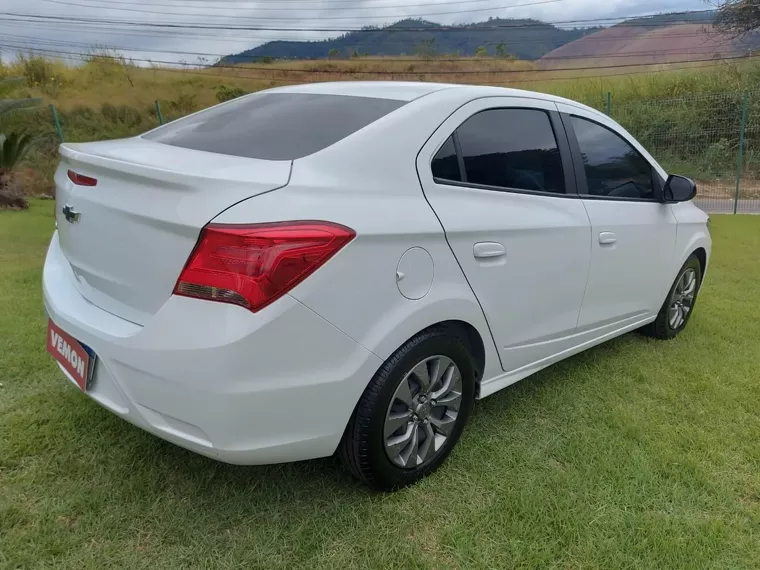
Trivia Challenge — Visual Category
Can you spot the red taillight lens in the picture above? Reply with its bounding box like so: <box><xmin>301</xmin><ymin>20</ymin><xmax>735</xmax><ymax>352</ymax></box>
<box><xmin>67</xmin><ymin>170</ymin><xmax>98</xmax><ymax>186</ymax></box>
<box><xmin>174</xmin><ymin>221</ymin><xmax>355</xmax><ymax>312</ymax></box>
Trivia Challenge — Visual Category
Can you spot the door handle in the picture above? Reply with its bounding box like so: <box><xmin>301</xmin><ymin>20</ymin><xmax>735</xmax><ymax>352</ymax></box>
<box><xmin>473</xmin><ymin>242</ymin><xmax>506</xmax><ymax>259</ymax></box>
<box><xmin>598</xmin><ymin>232</ymin><xmax>617</xmax><ymax>245</ymax></box>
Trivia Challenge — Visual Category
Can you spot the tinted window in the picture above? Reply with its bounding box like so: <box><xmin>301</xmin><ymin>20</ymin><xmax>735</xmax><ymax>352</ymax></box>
<box><xmin>431</xmin><ymin>136</ymin><xmax>461</xmax><ymax>182</ymax></box>
<box><xmin>454</xmin><ymin>109</ymin><xmax>565</xmax><ymax>194</ymax></box>
<box><xmin>571</xmin><ymin>116</ymin><xmax>654</xmax><ymax>199</ymax></box>
<box><xmin>144</xmin><ymin>93</ymin><xmax>405</xmax><ymax>160</ymax></box>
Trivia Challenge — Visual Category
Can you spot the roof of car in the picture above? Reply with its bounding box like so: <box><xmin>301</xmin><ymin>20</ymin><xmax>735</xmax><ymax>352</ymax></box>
<box><xmin>265</xmin><ymin>81</ymin><xmax>456</xmax><ymax>101</ymax></box>
<box><xmin>265</xmin><ymin>81</ymin><xmax>601</xmax><ymax>115</ymax></box>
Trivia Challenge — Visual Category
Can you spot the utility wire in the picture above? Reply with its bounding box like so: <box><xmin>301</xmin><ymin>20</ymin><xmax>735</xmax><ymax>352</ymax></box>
<box><xmin>3</xmin><ymin>21</ymin><xmax>728</xmax><ymax>50</ymax></box>
<box><xmin>0</xmin><ymin>8</ymin><xmax>724</xmax><ymax>32</ymax></box>
<box><xmin>1</xmin><ymin>41</ymin><xmax>750</xmax><ymax>75</ymax></box>
<box><xmin>2</xmin><ymin>43</ymin><xmax>741</xmax><ymax>87</ymax></box>
<box><xmin>22</xmin><ymin>0</ymin><xmax>566</xmax><ymax>22</ymax></box>
<box><xmin>33</xmin><ymin>0</ymin><xmax>563</xmax><ymax>13</ymax></box>
<box><xmin>1</xmin><ymin>31</ymin><xmax>741</xmax><ymax>62</ymax></box>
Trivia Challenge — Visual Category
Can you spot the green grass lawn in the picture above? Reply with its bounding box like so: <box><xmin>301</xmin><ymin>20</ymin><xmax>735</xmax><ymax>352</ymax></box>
<box><xmin>1</xmin><ymin>201</ymin><xmax>760</xmax><ymax>569</ymax></box>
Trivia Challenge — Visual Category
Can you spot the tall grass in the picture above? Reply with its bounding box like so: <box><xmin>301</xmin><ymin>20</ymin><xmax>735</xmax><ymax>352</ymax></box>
<box><xmin>3</xmin><ymin>54</ymin><xmax>760</xmax><ymax>195</ymax></box>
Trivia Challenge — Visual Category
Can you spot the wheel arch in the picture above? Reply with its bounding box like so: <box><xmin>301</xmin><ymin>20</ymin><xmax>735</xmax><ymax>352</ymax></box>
<box><xmin>435</xmin><ymin>320</ymin><xmax>486</xmax><ymax>385</ymax></box>
<box><xmin>692</xmin><ymin>246</ymin><xmax>707</xmax><ymax>277</ymax></box>
<box><xmin>373</xmin><ymin>318</ymin><xmax>490</xmax><ymax>397</ymax></box>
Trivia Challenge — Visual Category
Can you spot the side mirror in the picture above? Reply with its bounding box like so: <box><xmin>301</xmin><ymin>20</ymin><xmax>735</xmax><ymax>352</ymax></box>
<box><xmin>663</xmin><ymin>175</ymin><xmax>697</xmax><ymax>203</ymax></box>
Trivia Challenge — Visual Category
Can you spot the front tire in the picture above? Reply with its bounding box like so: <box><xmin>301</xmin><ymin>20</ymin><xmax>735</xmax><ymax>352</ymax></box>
<box><xmin>641</xmin><ymin>255</ymin><xmax>702</xmax><ymax>340</ymax></box>
<box><xmin>339</xmin><ymin>327</ymin><xmax>476</xmax><ymax>491</ymax></box>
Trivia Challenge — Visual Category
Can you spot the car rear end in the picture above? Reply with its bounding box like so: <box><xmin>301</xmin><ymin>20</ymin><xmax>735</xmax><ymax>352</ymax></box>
<box><xmin>42</xmin><ymin>88</ymin><xmax>430</xmax><ymax>464</ymax></box>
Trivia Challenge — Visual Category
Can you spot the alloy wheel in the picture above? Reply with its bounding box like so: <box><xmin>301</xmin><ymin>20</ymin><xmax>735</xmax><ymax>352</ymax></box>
<box><xmin>668</xmin><ymin>267</ymin><xmax>697</xmax><ymax>330</ymax></box>
<box><xmin>383</xmin><ymin>355</ymin><xmax>463</xmax><ymax>468</ymax></box>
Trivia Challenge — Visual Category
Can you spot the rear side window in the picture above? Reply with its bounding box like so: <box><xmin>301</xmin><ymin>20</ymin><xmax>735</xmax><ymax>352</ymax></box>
<box><xmin>431</xmin><ymin>136</ymin><xmax>462</xmax><ymax>182</ymax></box>
<box><xmin>436</xmin><ymin>108</ymin><xmax>565</xmax><ymax>194</ymax></box>
<box><xmin>144</xmin><ymin>93</ymin><xmax>406</xmax><ymax>160</ymax></box>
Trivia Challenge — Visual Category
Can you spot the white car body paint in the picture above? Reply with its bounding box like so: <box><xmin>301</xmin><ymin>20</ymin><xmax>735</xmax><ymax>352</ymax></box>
<box><xmin>43</xmin><ymin>81</ymin><xmax>711</xmax><ymax>465</ymax></box>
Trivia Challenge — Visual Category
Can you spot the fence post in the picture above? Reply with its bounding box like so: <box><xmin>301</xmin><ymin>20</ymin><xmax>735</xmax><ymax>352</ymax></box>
<box><xmin>155</xmin><ymin>100</ymin><xmax>164</xmax><ymax>125</ymax></box>
<box><xmin>734</xmin><ymin>92</ymin><xmax>749</xmax><ymax>215</ymax></box>
<box><xmin>50</xmin><ymin>104</ymin><xmax>64</xmax><ymax>143</ymax></box>
<box><xmin>605</xmin><ymin>91</ymin><xmax>611</xmax><ymax>116</ymax></box>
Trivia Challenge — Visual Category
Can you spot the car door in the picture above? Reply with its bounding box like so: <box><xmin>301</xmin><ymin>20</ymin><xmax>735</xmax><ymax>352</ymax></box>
<box><xmin>417</xmin><ymin>98</ymin><xmax>592</xmax><ymax>374</ymax></box>
<box><xmin>556</xmin><ymin>104</ymin><xmax>678</xmax><ymax>333</ymax></box>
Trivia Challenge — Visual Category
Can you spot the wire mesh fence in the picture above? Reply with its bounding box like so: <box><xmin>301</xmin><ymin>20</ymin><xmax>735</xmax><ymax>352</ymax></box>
<box><xmin>42</xmin><ymin>90</ymin><xmax>760</xmax><ymax>214</ymax></box>
<box><xmin>613</xmin><ymin>91</ymin><xmax>760</xmax><ymax>214</ymax></box>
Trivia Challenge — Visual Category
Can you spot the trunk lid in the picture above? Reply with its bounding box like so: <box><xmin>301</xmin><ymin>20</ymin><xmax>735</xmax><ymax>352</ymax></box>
<box><xmin>54</xmin><ymin>137</ymin><xmax>292</xmax><ymax>325</ymax></box>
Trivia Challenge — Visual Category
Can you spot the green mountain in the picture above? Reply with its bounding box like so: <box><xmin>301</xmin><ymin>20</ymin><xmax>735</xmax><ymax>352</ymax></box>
<box><xmin>221</xmin><ymin>18</ymin><xmax>601</xmax><ymax>62</ymax></box>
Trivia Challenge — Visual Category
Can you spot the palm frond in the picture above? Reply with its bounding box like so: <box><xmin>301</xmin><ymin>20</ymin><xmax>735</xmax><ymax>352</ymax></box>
<box><xmin>0</xmin><ymin>132</ymin><xmax>39</xmax><ymax>170</ymax></box>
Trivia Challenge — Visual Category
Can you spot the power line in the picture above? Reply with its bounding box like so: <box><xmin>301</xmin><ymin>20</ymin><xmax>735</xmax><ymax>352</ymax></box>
<box><xmin>3</xmin><ymin>20</ymin><xmax>728</xmax><ymax>49</ymax></box>
<box><xmin>1</xmin><ymin>31</ymin><xmax>741</xmax><ymax>62</ymax></box>
<box><xmin>25</xmin><ymin>0</ymin><xmax>565</xmax><ymax>22</ymax></box>
<box><xmin>1</xmin><ymin>40</ymin><xmax>750</xmax><ymax>75</ymax></box>
<box><xmin>0</xmin><ymin>9</ymin><xmax>722</xmax><ymax>32</ymax></box>
<box><xmin>33</xmin><ymin>0</ymin><xmax>560</xmax><ymax>12</ymax></box>
<box><xmin>33</xmin><ymin>0</ymin><xmax>549</xmax><ymax>5</ymax></box>
<box><xmin>1</xmin><ymin>43</ymin><xmax>742</xmax><ymax>87</ymax></box>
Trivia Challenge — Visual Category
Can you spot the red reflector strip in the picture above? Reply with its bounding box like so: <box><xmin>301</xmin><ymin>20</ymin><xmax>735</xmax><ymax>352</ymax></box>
<box><xmin>67</xmin><ymin>170</ymin><xmax>98</xmax><ymax>186</ymax></box>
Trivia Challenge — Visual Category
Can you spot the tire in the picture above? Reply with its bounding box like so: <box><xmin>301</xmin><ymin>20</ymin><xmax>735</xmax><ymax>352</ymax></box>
<box><xmin>641</xmin><ymin>254</ymin><xmax>702</xmax><ymax>340</ymax></box>
<box><xmin>339</xmin><ymin>326</ymin><xmax>476</xmax><ymax>491</ymax></box>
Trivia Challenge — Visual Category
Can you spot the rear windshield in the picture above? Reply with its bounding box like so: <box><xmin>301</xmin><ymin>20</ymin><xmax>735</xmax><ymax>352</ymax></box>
<box><xmin>143</xmin><ymin>93</ymin><xmax>406</xmax><ymax>160</ymax></box>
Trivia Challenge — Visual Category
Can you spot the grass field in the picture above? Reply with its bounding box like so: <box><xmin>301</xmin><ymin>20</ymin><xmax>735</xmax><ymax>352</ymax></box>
<box><xmin>1</xmin><ymin>202</ymin><xmax>759</xmax><ymax>568</ymax></box>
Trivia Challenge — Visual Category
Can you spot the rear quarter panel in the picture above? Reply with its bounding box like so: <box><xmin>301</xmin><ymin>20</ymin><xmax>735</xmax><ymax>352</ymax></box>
<box><xmin>212</xmin><ymin>89</ymin><xmax>503</xmax><ymax>388</ymax></box>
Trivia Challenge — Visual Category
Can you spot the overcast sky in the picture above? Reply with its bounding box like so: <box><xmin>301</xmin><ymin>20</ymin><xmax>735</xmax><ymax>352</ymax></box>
<box><xmin>0</xmin><ymin>0</ymin><xmax>707</xmax><ymax>64</ymax></box>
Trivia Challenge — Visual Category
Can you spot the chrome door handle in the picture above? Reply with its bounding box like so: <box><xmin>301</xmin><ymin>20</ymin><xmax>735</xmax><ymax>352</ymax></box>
<box><xmin>473</xmin><ymin>242</ymin><xmax>506</xmax><ymax>259</ymax></box>
<box><xmin>598</xmin><ymin>232</ymin><xmax>617</xmax><ymax>245</ymax></box>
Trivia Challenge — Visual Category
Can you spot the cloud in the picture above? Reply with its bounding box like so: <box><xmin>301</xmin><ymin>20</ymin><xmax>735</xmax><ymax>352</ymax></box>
<box><xmin>0</xmin><ymin>0</ymin><xmax>706</xmax><ymax>64</ymax></box>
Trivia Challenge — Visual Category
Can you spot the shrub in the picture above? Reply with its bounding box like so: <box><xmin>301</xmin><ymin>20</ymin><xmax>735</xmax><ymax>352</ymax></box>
<box><xmin>216</xmin><ymin>84</ymin><xmax>247</xmax><ymax>103</ymax></box>
<box><xmin>167</xmin><ymin>93</ymin><xmax>197</xmax><ymax>115</ymax></box>
<box><xmin>21</xmin><ymin>56</ymin><xmax>53</xmax><ymax>87</ymax></box>
<box><xmin>101</xmin><ymin>103</ymin><xmax>143</xmax><ymax>128</ymax></box>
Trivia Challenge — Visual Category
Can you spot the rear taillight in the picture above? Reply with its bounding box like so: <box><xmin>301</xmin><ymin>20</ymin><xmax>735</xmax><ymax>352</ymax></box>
<box><xmin>67</xmin><ymin>170</ymin><xmax>98</xmax><ymax>186</ymax></box>
<box><xmin>173</xmin><ymin>221</ymin><xmax>355</xmax><ymax>312</ymax></box>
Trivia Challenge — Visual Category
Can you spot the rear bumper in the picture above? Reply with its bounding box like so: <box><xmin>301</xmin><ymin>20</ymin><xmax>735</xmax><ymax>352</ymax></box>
<box><xmin>43</xmin><ymin>232</ymin><xmax>382</xmax><ymax>464</ymax></box>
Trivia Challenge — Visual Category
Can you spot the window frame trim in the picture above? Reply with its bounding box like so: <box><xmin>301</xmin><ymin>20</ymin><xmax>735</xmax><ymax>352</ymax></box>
<box><xmin>429</xmin><ymin>105</ymin><xmax>577</xmax><ymax>197</ymax></box>
<box><xmin>560</xmin><ymin>112</ymin><xmax>665</xmax><ymax>203</ymax></box>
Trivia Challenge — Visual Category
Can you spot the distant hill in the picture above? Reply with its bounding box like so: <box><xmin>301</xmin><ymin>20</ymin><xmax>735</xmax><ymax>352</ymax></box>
<box><xmin>539</xmin><ymin>10</ymin><xmax>760</xmax><ymax>68</ymax></box>
<box><xmin>221</xmin><ymin>18</ymin><xmax>601</xmax><ymax>63</ymax></box>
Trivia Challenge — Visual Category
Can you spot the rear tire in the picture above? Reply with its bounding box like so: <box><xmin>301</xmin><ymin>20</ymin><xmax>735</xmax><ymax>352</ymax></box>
<box><xmin>339</xmin><ymin>326</ymin><xmax>476</xmax><ymax>491</ymax></box>
<box><xmin>641</xmin><ymin>255</ymin><xmax>702</xmax><ymax>340</ymax></box>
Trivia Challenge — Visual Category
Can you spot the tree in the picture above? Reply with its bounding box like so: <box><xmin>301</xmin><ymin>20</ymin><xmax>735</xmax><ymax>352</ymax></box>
<box><xmin>495</xmin><ymin>42</ymin><xmax>510</xmax><ymax>58</ymax></box>
<box><xmin>475</xmin><ymin>46</ymin><xmax>488</xmax><ymax>57</ymax></box>
<box><xmin>415</xmin><ymin>38</ymin><xmax>437</xmax><ymax>58</ymax></box>
<box><xmin>328</xmin><ymin>48</ymin><xmax>341</xmax><ymax>59</ymax></box>
<box><xmin>714</xmin><ymin>0</ymin><xmax>760</xmax><ymax>36</ymax></box>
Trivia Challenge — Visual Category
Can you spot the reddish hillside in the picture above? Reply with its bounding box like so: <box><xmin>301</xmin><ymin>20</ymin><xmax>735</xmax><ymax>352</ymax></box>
<box><xmin>539</xmin><ymin>23</ymin><xmax>747</xmax><ymax>68</ymax></box>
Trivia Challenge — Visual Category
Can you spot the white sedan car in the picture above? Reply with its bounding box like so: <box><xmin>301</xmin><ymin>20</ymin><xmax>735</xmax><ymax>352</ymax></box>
<box><xmin>44</xmin><ymin>82</ymin><xmax>711</xmax><ymax>490</ymax></box>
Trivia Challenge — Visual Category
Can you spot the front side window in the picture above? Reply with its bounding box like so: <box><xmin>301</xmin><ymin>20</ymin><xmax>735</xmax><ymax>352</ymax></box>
<box><xmin>571</xmin><ymin>116</ymin><xmax>654</xmax><ymax>200</ymax></box>
<box><xmin>435</xmin><ymin>108</ymin><xmax>565</xmax><ymax>194</ymax></box>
